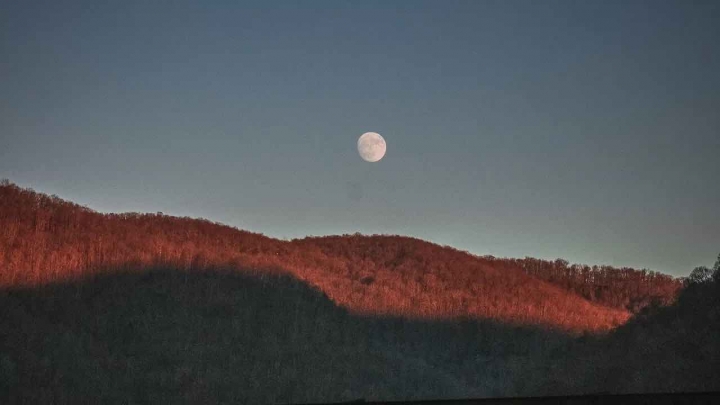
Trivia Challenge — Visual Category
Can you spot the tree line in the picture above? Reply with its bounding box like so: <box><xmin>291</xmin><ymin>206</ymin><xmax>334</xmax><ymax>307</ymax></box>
<box><xmin>493</xmin><ymin>257</ymin><xmax>682</xmax><ymax>312</ymax></box>
<box><xmin>0</xmin><ymin>179</ymin><xmax>683</xmax><ymax>333</ymax></box>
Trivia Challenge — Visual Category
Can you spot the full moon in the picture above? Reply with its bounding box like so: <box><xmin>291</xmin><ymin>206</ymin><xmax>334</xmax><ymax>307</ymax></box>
<box><xmin>357</xmin><ymin>132</ymin><xmax>387</xmax><ymax>162</ymax></box>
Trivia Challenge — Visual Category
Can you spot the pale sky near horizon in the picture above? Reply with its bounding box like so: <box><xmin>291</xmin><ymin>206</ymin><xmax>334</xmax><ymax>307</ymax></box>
<box><xmin>2</xmin><ymin>0</ymin><xmax>718</xmax><ymax>276</ymax></box>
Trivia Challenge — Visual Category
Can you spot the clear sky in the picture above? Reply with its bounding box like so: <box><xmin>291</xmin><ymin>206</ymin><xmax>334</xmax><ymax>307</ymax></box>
<box><xmin>2</xmin><ymin>0</ymin><xmax>718</xmax><ymax>276</ymax></box>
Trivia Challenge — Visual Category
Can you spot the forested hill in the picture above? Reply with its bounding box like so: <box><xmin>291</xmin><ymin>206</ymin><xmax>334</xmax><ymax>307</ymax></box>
<box><xmin>0</xmin><ymin>180</ymin><xmax>680</xmax><ymax>332</ymax></box>
<box><xmin>292</xmin><ymin>236</ymin><xmax>682</xmax><ymax>313</ymax></box>
<box><xmin>487</xmin><ymin>257</ymin><xmax>681</xmax><ymax>312</ymax></box>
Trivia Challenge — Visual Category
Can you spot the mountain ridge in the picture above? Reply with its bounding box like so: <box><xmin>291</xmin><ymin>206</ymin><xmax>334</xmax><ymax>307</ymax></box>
<box><xmin>0</xmin><ymin>179</ymin><xmax>681</xmax><ymax>333</ymax></box>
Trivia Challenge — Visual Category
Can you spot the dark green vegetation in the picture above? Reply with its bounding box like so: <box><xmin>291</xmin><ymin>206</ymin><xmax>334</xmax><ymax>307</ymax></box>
<box><xmin>1</xmin><ymin>259</ymin><xmax>719</xmax><ymax>403</ymax></box>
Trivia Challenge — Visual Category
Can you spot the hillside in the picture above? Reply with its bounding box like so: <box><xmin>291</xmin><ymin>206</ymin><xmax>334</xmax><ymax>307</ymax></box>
<box><xmin>1</xmin><ymin>256</ymin><xmax>717</xmax><ymax>403</ymax></box>
<box><xmin>1</xmin><ymin>267</ymin><xmax>487</xmax><ymax>403</ymax></box>
<box><xmin>1</xmin><ymin>179</ymin><xmax>718</xmax><ymax>402</ymax></box>
<box><xmin>489</xmin><ymin>256</ymin><xmax>681</xmax><ymax>312</ymax></box>
<box><xmin>544</xmin><ymin>258</ymin><xmax>720</xmax><ymax>395</ymax></box>
<box><xmin>0</xmin><ymin>180</ymin><xmax>681</xmax><ymax>333</ymax></box>
<box><xmin>292</xmin><ymin>235</ymin><xmax>682</xmax><ymax>314</ymax></box>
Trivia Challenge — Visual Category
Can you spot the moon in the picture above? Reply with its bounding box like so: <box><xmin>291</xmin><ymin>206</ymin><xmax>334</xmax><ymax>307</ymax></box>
<box><xmin>357</xmin><ymin>132</ymin><xmax>387</xmax><ymax>162</ymax></box>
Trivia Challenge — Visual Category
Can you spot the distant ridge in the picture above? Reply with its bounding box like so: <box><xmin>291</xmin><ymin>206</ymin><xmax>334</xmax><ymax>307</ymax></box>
<box><xmin>292</xmin><ymin>235</ymin><xmax>681</xmax><ymax>313</ymax></box>
<box><xmin>0</xmin><ymin>179</ymin><xmax>681</xmax><ymax>332</ymax></box>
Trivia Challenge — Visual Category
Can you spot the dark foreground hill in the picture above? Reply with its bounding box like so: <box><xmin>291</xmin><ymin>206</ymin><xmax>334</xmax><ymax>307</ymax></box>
<box><xmin>0</xmin><ymin>180</ymin><xmax>683</xmax><ymax>333</ymax></box>
<box><xmin>552</xmin><ymin>257</ymin><xmax>720</xmax><ymax>395</ymax></box>
<box><xmin>0</xmin><ymin>266</ymin><xmax>569</xmax><ymax>403</ymax></box>
<box><xmin>0</xmin><ymin>262</ymin><xmax>718</xmax><ymax>404</ymax></box>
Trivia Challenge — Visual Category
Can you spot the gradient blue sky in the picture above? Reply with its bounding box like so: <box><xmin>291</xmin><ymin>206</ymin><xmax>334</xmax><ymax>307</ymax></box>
<box><xmin>2</xmin><ymin>0</ymin><xmax>718</xmax><ymax>276</ymax></box>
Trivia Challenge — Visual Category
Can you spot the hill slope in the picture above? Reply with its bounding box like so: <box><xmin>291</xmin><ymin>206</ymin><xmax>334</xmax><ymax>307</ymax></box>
<box><xmin>487</xmin><ymin>256</ymin><xmax>681</xmax><ymax>312</ymax></box>
<box><xmin>292</xmin><ymin>235</ymin><xmax>681</xmax><ymax>314</ymax></box>
<box><xmin>1</xmin><ymin>261</ymin><xmax>717</xmax><ymax>403</ymax></box>
<box><xmin>0</xmin><ymin>180</ymin><xmax>678</xmax><ymax>332</ymax></box>
<box><xmin>0</xmin><ymin>267</ymin><xmax>481</xmax><ymax>403</ymax></box>
<box><xmin>545</xmin><ymin>258</ymin><xmax>720</xmax><ymax>395</ymax></box>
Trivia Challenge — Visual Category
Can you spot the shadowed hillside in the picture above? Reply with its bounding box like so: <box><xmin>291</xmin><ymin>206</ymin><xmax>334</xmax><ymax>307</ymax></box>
<box><xmin>1</xmin><ymin>262</ymin><xmax>718</xmax><ymax>404</ymax></box>
<box><xmin>0</xmin><ymin>180</ymin><xmax>648</xmax><ymax>333</ymax></box>
<box><xmin>0</xmin><ymin>266</ymin><xmax>573</xmax><ymax>403</ymax></box>
<box><xmin>546</xmin><ymin>255</ymin><xmax>720</xmax><ymax>395</ymax></box>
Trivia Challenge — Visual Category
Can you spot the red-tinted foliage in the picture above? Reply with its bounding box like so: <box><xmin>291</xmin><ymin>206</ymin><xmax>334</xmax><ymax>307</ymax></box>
<box><xmin>0</xmin><ymin>180</ymin><xmax>679</xmax><ymax>333</ymax></box>
<box><xmin>491</xmin><ymin>257</ymin><xmax>682</xmax><ymax>312</ymax></box>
